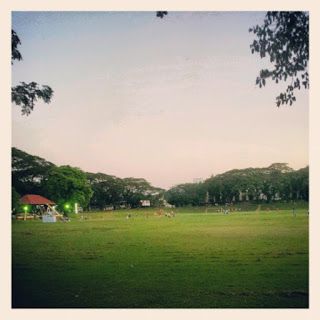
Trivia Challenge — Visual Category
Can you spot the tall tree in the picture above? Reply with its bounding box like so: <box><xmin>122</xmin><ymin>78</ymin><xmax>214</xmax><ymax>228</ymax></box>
<box><xmin>86</xmin><ymin>172</ymin><xmax>125</xmax><ymax>209</ymax></box>
<box><xmin>122</xmin><ymin>177</ymin><xmax>164</xmax><ymax>208</ymax></box>
<box><xmin>165</xmin><ymin>183</ymin><xmax>206</xmax><ymax>207</ymax></box>
<box><xmin>249</xmin><ymin>11</ymin><xmax>309</xmax><ymax>106</ymax></box>
<box><xmin>12</xmin><ymin>147</ymin><xmax>55</xmax><ymax>196</ymax></box>
<box><xmin>44</xmin><ymin>166</ymin><xmax>93</xmax><ymax>211</ymax></box>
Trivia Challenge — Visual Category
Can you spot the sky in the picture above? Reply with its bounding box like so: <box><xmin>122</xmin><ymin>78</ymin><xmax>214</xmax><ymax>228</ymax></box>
<box><xmin>12</xmin><ymin>12</ymin><xmax>309</xmax><ymax>189</ymax></box>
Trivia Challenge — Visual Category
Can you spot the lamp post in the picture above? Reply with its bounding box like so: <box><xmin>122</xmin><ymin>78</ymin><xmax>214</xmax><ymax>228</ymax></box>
<box><xmin>23</xmin><ymin>205</ymin><xmax>28</xmax><ymax>221</ymax></box>
<box><xmin>64</xmin><ymin>203</ymin><xmax>70</xmax><ymax>216</ymax></box>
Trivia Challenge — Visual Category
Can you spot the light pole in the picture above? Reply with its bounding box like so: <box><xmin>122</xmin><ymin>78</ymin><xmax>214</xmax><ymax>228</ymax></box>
<box><xmin>23</xmin><ymin>205</ymin><xmax>28</xmax><ymax>221</ymax></box>
<box><xmin>64</xmin><ymin>203</ymin><xmax>70</xmax><ymax>216</ymax></box>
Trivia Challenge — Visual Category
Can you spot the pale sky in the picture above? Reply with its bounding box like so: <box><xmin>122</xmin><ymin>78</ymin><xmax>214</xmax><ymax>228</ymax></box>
<box><xmin>12</xmin><ymin>12</ymin><xmax>309</xmax><ymax>189</ymax></box>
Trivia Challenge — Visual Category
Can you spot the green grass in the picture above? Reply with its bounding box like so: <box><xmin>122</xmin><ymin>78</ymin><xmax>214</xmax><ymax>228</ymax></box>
<box><xmin>12</xmin><ymin>208</ymin><xmax>309</xmax><ymax>308</ymax></box>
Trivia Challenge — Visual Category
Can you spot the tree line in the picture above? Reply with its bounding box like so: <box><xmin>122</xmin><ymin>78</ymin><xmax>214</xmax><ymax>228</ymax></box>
<box><xmin>12</xmin><ymin>148</ymin><xmax>308</xmax><ymax>213</ymax></box>
<box><xmin>11</xmin><ymin>148</ymin><xmax>164</xmax><ymax>213</ymax></box>
<box><xmin>165</xmin><ymin>163</ymin><xmax>308</xmax><ymax>207</ymax></box>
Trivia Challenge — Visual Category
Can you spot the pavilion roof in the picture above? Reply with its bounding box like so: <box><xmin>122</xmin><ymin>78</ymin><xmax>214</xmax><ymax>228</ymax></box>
<box><xmin>20</xmin><ymin>194</ymin><xmax>55</xmax><ymax>205</ymax></box>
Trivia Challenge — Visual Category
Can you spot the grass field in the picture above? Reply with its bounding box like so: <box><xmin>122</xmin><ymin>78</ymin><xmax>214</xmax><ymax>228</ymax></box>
<box><xmin>12</xmin><ymin>208</ymin><xmax>309</xmax><ymax>308</ymax></box>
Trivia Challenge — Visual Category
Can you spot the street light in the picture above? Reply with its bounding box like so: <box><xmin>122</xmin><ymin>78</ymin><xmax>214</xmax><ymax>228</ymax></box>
<box><xmin>64</xmin><ymin>203</ymin><xmax>71</xmax><ymax>216</ymax></box>
<box><xmin>23</xmin><ymin>205</ymin><xmax>28</xmax><ymax>221</ymax></box>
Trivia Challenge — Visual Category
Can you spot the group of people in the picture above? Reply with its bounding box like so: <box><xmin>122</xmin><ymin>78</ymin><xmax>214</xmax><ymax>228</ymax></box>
<box><xmin>155</xmin><ymin>209</ymin><xmax>175</xmax><ymax>218</ymax></box>
<box><xmin>164</xmin><ymin>210</ymin><xmax>175</xmax><ymax>218</ymax></box>
<box><xmin>126</xmin><ymin>209</ymin><xmax>176</xmax><ymax>219</ymax></box>
<box><xmin>223</xmin><ymin>209</ymin><xmax>230</xmax><ymax>215</ymax></box>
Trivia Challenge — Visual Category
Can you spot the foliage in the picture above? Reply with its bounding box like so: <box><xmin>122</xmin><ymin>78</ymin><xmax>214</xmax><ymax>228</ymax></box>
<box><xmin>165</xmin><ymin>183</ymin><xmax>206</xmax><ymax>207</ymax></box>
<box><xmin>86</xmin><ymin>173</ymin><xmax>164</xmax><ymax>209</ymax></box>
<box><xmin>249</xmin><ymin>11</ymin><xmax>309</xmax><ymax>106</ymax></box>
<box><xmin>156</xmin><ymin>11</ymin><xmax>168</xmax><ymax>19</ymax></box>
<box><xmin>11</xmin><ymin>30</ymin><xmax>22</xmax><ymax>63</ymax></box>
<box><xmin>12</xmin><ymin>82</ymin><xmax>54</xmax><ymax>116</ymax></box>
<box><xmin>12</xmin><ymin>147</ymin><xmax>55</xmax><ymax>196</ymax></box>
<box><xmin>166</xmin><ymin>163</ymin><xmax>308</xmax><ymax>206</ymax></box>
<box><xmin>12</xmin><ymin>148</ymin><xmax>164</xmax><ymax>210</ymax></box>
<box><xmin>86</xmin><ymin>172</ymin><xmax>125</xmax><ymax>209</ymax></box>
<box><xmin>44</xmin><ymin>166</ymin><xmax>93</xmax><ymax>211</ymax></box>
<box><xmin>287</xmin><ymin>167</ymin><xmax>309</xmax><ymax>201</ymax></box>
<box><xmin>122</xmin><ymin>177</ymin><xmax>164</xmax><ymax>208</ymax></box>
<box><xmin>11</xmin><ymin>29</ymin><xmax>54</xmax><ymax>115</ymax></box>
<box><xmin>11</xmin><ymin>187</ymin><xmax>21</xmax><ymax>214</ymax></box>
<box><xmin>12</xmin><ymin>148</ymin><xmax>308</xmax><ymax>211</ymax></box>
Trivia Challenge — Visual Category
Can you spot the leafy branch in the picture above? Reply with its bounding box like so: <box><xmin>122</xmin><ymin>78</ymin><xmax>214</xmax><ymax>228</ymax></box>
<box><xmin>249</xmin><ymin>12</ymin><xmax>309</xmax><ymax>106</ymax></box>
<box><xmin>11</xmin><ymin>29</ymin><xmax>54</xmax><ymax>115</ymax></box>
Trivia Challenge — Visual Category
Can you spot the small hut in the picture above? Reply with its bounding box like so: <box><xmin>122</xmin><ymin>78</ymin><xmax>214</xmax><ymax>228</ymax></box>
<box><xmin>19</xmin><ymin>194</ymin><xmax>60</xmax><ymax>222</ymax></box>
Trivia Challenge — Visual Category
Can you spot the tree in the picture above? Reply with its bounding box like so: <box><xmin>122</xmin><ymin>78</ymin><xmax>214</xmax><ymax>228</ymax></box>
<box><xmin>87</xmin><ymin>174</ymin><xmax>164</xmax><ymax>209</ymax></box>
<box><xmin>11</xmin><ymin>29</ymin><xmax>54</xmax><ymax>115</ymax></box>
<box><xmin>165</xmin><ymin>185</ymin><xmax>189</xmax><ymax>207</ymax></box>
<box><xmin>11</xmin><ymin>148</ymin><xmax>165</xmax><ymax>211</ymax></box>
<box><xmin>249</xmin><ymin>12</ymin><xmax>309</xmax><ymax>106</ymax></box>
<box><xmin>12</xmin><ymin>147</ymin><xmax>55</xmax><ymax>196</ymax></box>
<box><xmin>165</xmin><ymin>183</ymin><xmax>206</xmax><ymax>207</ymax></box>
<box><xmin>44</xmin><ymin>166</ymin><xmax>93</xmax><ymax>211</ymax></box>
<box><xmin>86</xmin><ymin>172</ymin><xmax>125</xmax><ymax>209</ymax></box>
<box><xmin>167</xmin><ymin>162</ymin><xmax>306</xmax><ymax>206</ymax></box>
<box><xmin>298</xmin><ymin>166</ymin><xmax>309</xmax><ymax>201</ymax></box>
<box><xmin>288</xmin><ymin>166</ymin><xmax>309</xmax><ymax>201</ymax></box>
<box><xmin>122</xmin><ymin>177</ymin><xmax>164</xmax><ymax>208</ymax></box>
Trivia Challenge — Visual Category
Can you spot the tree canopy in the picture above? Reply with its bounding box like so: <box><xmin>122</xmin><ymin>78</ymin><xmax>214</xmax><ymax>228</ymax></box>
<box><xmin>122</xmin><ymin>177</ymin><xmax>164</xmax><ymax>208</ymax></box>
<box><xmin>165</xmin><ymin>163</ymin><xmax>308</xmax><ymax>207</ymax></box>
<box><xmin>86</xmin><ymin>172</ymin><xmax>125</xmax><ymax>209</ymax></box>
<box><xmin>44</xmin><ymin>166</ymin><xmax>93</xmax><ymax>210</ymax></box>
<box><xmin>11</xmin><ymin>148</ymin><xmax>164</xmax><ymax>212</ymax></box>
<box><xmin>86</xmin><ymin>173</ymin><xmax>164</xmax><ymax>209</ymax></box>
<box><xmin>12</xmin><ymin>148</ymin><xmax>308</xmax><ymax>212</ymax></box>
<box><xmin>12</xmin><ymin>147</ymin><xmax>55</xmax><ymax>196</ymax></box>
<box><xmin>249</xmin><ymin>11</ymin><xmax>309</xmax><ymax>106</ymax></box>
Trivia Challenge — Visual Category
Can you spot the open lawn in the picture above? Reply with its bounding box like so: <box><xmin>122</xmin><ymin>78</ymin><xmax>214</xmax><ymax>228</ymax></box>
<box><xmin>12</xmin><ymin>208</ymin><xmax>309</xmax><ymax>308</ymax></box>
